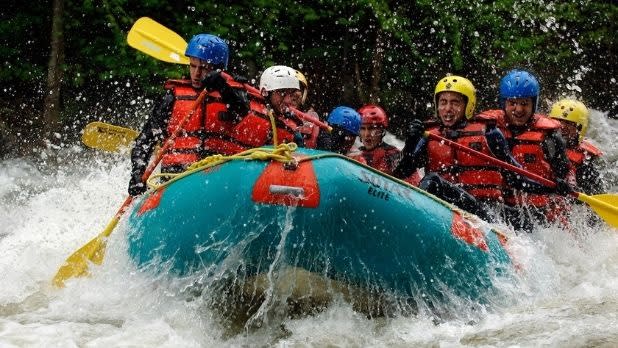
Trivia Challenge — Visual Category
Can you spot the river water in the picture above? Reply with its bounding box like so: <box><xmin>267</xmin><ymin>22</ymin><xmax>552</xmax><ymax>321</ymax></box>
<box><xmin>1</xmin><ymin>111</ymin><xmax>617</xmax><ymax>347</ymax></box>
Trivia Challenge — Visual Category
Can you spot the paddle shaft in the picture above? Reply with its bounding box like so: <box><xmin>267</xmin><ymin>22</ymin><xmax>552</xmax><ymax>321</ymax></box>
<box><xmin>98</xmin><ymin>100</ymin><xmax>200</xmax><ymax>232</ymax></box>
<box><xmin>432</xmin><ymin>132</ymin><xmax>618</xmax><ymax>228</ymax></box>
<box><xmin>288</xmin><ymin>106</ymin><xmax>332</xmax><ymax>132</ymax></box>
<box><xmin>425</xmin><ymin>132</ymin><xmax>561</xmax><ymax>187</ymax></box>
<box><xmin>139</xmin><ymin>90</ymin><xmax>208</xmax><ymax>182</ymax></box>
<box><xmin>129</xmin><ymin>18</ymin><xmax>331</xmax><ymax>133</ymax></box>
<box><xmin>218</xmin><ymin>72</ymin><xmax>331</xmax><ymax>132</ymax></box>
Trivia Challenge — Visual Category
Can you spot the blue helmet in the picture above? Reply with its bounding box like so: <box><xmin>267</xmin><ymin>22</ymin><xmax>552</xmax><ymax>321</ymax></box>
<box><xmin>499</xmin><ymin>69</ymin><xmax>540</xmax><ymax>111</ymax></box>
<box><xmin>327</xmin><ymin>106</ymin><xmax>361</xmax><ymax>135</ymax></box>
<box><xmin>185</xmin><ymin>34</ymin><xmax>229</xmax><ymax>69</ymax></box>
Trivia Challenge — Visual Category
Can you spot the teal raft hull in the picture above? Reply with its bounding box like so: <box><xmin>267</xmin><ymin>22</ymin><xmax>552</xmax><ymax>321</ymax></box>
<box><xmin>127</xmin><ymin>148</ymin><xmax>512</xmax><ymax>305</ymax></box>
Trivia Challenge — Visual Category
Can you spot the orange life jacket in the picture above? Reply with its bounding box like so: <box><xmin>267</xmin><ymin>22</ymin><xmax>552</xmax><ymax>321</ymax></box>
<box><xmin>503</xmin><ymin>114</ymin><xmax>563</xmax><ymax>208</ymax></box>
<box><xmin>349</xmin><ymin>144</ymin><xmax>420</xmax><ymax>186</ymax></box>
<box><xmin>475</xmin><ymin>109</ymin><xmax>507</xmax><ymax>128</ymax></box>
<box><xmin>425</xmin><ymin>118</ymin><xmax>505</xmax><ymax>201</ymax></box>
<box><xmin>348</xmin><ymin>143</ymin><xmax>401</xmax><ymax>175</ymax></box>
<box><xmin>161</xmin><ymin>79</ymin><xmax>301</xmax><ymax>170</ymax></box>
<box><xmin>160</xmin><ymin>80</ymin><xmax>211</xmax><ymax>170</ymax></box>
<box><xmin>567</xmin><ymin>140</ymin><xmax>602</xmax><ymax>166</ymax></box>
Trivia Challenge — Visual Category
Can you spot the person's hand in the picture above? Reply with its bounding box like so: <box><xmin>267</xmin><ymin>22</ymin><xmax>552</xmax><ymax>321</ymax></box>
<box><xmin>232</xmin><ymin>74</ymin><xmax>248</xmax><ymax>84</ymax></box>
<box><xmin>407</xmin><ymin>118</ymin><xmax>425</xmax><ymax>139</ymax></box>
<box><xmin>202</xmin><ymin>71</ymin><xmax>227</xmax><ymax>92</ymax></box>
<box><xmin>128</xmin><ymin>174</ymin><xmax>147</xmax><ymax>196</ymax></box>
<box><xmin>554</xmin><ymin>178</ymin><xmax>574</xmax><ymax>196</ymax></box>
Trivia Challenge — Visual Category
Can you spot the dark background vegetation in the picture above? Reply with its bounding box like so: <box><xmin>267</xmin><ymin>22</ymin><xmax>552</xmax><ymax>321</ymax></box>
<box><xmin>1</xmin><ymin>0</ymin><xmax>616</xmax><ymax>158</ymax></box>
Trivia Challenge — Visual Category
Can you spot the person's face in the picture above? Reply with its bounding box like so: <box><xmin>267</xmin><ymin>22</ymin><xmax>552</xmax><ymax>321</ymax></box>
<box><xmin>436</xmin><ymin>91</ymin><xmax>466</xmax><ymax>127</ymax></box>
<box><xmin>188</xmin><ymin>58</ymin><xmax>213</xmax><ymax>88</ymax></box>
<box><xmin>269</xmin><ymin>88</ymin><xmax>301</xmax><ymax>114</ymax></box>
<box><xmin>504</xmin><ymin>97</ymin><xmax>534</xmax><ymax>127</ymax></box>
<box><xmin>359</xmin><ymin>124</ymin><xmax>384</xmax><ymax>151</ymax></box>
<box><xmin>292</xmin><ymin>89</ymin><xmax>304</xmax><ymax>107</ymax></box>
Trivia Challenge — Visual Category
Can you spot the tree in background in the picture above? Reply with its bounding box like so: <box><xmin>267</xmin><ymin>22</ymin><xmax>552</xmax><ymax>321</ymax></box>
<box><xmin>0</xmin><ymin>0</ymin><xmax>615</xmax><ymax>157</ymax></box>
<box><xmin>43</xmin><ymin>0</ymin><xmax>64</xmax><ymax>139</ymax></box>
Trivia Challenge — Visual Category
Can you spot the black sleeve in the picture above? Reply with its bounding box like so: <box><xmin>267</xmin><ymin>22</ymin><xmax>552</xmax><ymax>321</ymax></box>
<box><xmin>203</xmin><ymin>71</ymin><xmax>250</xmax><ymax>122</ymax></box>
<box><xmin>576</xmin><ymin>157</ymin><xmax>606</xmax><ymax>195</ymax></box>
<box><xmin>486</xmin><ymin>129</ymin><xmax>551</xmax><ymax>192</ymax></box>
<box><xmin>129</xmin><ymin>91</ymin><xmax>174</xmax><ymax>179</ymax></box>
<box><xmin>504</xmin><ymin>131</ymin><xmax>571</xmax><ymax>194</ymax></box>
<box><xmin>485</xmin><ymin>125</ymin><xmax>521</xmax><ymax>166</ymax></box>
<box><xmin>503</xmin><ymin>170</ymin><xmax>554</xmax><ymax>193</ymax></box>
<box><xmin>393</xmin><ymin>138</ymin><xmax>427</xmax><ymax>179</ymax></box>
<box><xmin>218</xmin><ymin>87</ymin><xmax>250</xmax><ymax>122</ymax></box>
<box><xmin>543</xmin><ymin>131</ymin><xmax>570</xmax><ymax>179</ymax></box>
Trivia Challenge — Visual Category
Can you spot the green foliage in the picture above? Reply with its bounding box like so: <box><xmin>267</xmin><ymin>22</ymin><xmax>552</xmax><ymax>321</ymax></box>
<box><xmin>0</xmin><ymin>0</ymin><xmax>616</xmax><ymax>141</ymax></box>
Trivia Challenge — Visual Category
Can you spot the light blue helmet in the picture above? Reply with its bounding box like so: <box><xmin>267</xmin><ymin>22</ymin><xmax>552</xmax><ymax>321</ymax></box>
<box><xmin>185</xmin><ymin>34</ymin><xmax>229</xmax><ymax>69</ymax></box>
<box><xmin>499</xmin><ymin>69</ymin><xmax>540</xmax><ymax>111</ymax></box>
<box><xmin>327</xmin><ymin>106</ymin><xmax>361</xmax><ymax>135</ymax></box>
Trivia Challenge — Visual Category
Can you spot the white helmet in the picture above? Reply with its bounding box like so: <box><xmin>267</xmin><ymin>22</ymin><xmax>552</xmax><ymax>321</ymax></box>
<box><xmin>259</xmin><ymin>65</ymin><xmax>301</xmax><ymax>92</ymax></box>
<box><xmin>296</xmin><ymin>70</ymin><xmax>308</xmax><ymax>105</ymax></box>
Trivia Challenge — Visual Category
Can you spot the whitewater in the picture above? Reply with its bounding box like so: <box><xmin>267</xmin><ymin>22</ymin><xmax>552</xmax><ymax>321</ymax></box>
<box><xmin>0</xmin><ymin>110</ymin><xmax>616</xmax><ymax>347</ymax></box>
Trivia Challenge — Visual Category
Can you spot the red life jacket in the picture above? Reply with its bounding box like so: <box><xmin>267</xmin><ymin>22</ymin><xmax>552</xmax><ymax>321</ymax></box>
<box><xmin>403</xmin><ymin>171</ymin><xmax>421</xmax><ymax>187</ymax></box>
<box><xmin>503</xmin><ymin>114</ymin><xmax>562</xmax><ymax>208</ymax></box>
<box><xmin>567</xmin><ymin>140</ymin><xmax>602</xmax><ymax>166</ymax></box>
<box><xmin>161</xmin><ymin>79</ymin><xmax>300</xmax><ymax>170</ymax></box>
<box><xmin>200</xmin><ymin>81</ymin><xmax>300</xmax><ymax>155</ymax></box>
<box><xmin>476</xmin><ymin>109</ymin><xmax>507</xmax><ymax>128</ymax></box>
<box><xmin>160</xmin><ymin>80</ymin><xmax>211</xmax><ymax>170</ymax></box>
<box><xmin>349</xmin><ymin>143</ymin><xmax>401</xmax><ymax>175</ymax></box>
<box><xmin>296</xmin><ymin>119</ymin><xmax>320</xmax><ymax>149</ymax></box>
<box><xmin>350</xmin><ymin>147</ymin><xmax>421</xmax><ymax>186</ymax></box>
<box><xmin>565</xmin><ymin>139</ymin><xmax>602</xmax><ymax>189</ymax></box>
<box><xmin>425</xmin><ymin>118</ymin><xmax>505</xmax><ymax>201</ymax></box>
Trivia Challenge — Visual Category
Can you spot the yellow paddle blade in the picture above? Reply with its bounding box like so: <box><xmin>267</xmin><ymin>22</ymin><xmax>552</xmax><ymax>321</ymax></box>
<box><xmin>127</xmin><ymin>17</ymin><xmax>189</xmax><ymax>64</ymax></box>
<box><xmin>52</xmin><ymin>196</ymin><xmax>133</xmax><ymax>288</ymax></box>
<box><xmin>592</xmin><ymin>193</ymin><xmax>618</xmax><ymax>206</ymax></box>
<box><xmin>52</xmin><ymin>235</ymin><xmax>106</xmax><ymax>288</ymax></box>
<box><xmin>577</xmin><ymin>192</ymin><xmax>618</xmax><ymax>228</ymax></box>
<box><xmin>82</xmin><ymin>121</ymin><xmax>138</xmax><ymax>152</ymax></box>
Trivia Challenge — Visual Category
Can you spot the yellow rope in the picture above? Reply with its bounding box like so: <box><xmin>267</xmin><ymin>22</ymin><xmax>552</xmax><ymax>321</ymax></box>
<box><xmin>146</xmin><ymin>110</ymin><xmax>282</xmax><ymax>191</ymax></box>
<box><xmin>144</xmin><ymin>143</ymin><xmax>507</xmax><ymax>239</ymax></box>
<box><xmin>146</xmin><ymin>142</ymin><xmax>299</xmax><ymax>190</ymax></box>
<box><xmin>267</xmin><ymin>110</ymin><xmax>278</xmax><ymax>146</ymax></box>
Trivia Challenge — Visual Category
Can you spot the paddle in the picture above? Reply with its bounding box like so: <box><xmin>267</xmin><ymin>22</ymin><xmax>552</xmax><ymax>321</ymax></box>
<box><xmin>425</xmin><ymin>132</ymin><xmax>618</xmax><ymax>228</ymax></box>
<box><xmin>128</xmin><ymin>17</ymin><xmax>332</xmax><ymax>133</ymax></box>
<box><xmin>53</xmin><ymin>83</ymin><xmax>209</xmax><ymax>287</ymax></box>
<box><xmin>127</xmin><ymin>17</ymin><xmax>189</xmax><ymax>64</ymax></box>
<box><xmin>82</xmin><ymin>121</ymin><xmax>138</xmax><ymax>152</ymax></box>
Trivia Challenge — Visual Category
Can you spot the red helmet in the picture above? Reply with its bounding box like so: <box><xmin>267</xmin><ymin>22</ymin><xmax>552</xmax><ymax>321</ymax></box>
<box><xmin>358</xmin><ymin>104</ymin><xmax>388</xmax><ymax>128</ymax></box>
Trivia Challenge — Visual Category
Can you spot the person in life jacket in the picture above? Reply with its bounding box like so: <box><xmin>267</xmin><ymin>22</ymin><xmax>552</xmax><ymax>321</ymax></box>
<box><xmin>289</xmin><ymin>69</ymin><xmax>321</xmax><ymax>148</ymax></box>
<box><xmin>348</xmin><ymin>105</ymin><xmax>397</xmax><ymax>170</ymax></box>
<box><xmin>258</xmin><ymin>65</ymin><xmax>319</xmax><ymax>148</ymax></box>
<box><xmin>348</xmin><ymin>104</ymin><xmax>421</xmax><ymax>186</ymax></box>
<box><xmin>128</xmin><ymin>33</ymin><xmax>249</xmax><ymax>196</ymax></box>
<box><xmin>549</xmin><ymin>99</ymin><xmax>606</xmax><ymax>195</ymax></box>
<box><xmin>492</xmin><ymin>69</ymin><xmax>573</xmax><ymax>230</ymax></box>
<box><xmin>316</xmin><ymin>106</ymin><xmax>361</xmax><ymax>154</ymax></box>
<box><xmin>393</xmin><ymin>75</ymin><xmax>523</xmax><ymax>222</ymax></box>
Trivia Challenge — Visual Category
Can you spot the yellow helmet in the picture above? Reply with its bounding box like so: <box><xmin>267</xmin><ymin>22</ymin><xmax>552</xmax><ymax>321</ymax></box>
<box><xmin>295</xmin><ymin>69</ymin><xmax>308</xmax><ymax>105</ymax></box>
<box><xmin>549</xmin><ymin>99</ymin><xmax>589</xmax><ymax>142</ymax></box>
<box><xmin>434</xmin><ymin>75</ymin><xmax>477</xmax><ymax>119</ymax></box>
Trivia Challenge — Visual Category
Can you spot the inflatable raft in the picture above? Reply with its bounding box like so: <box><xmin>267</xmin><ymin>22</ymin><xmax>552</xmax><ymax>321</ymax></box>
<box><xmin>126</xmin><ymin>146</ymin><xmax>513</xmax><ymax>310</ymax></box>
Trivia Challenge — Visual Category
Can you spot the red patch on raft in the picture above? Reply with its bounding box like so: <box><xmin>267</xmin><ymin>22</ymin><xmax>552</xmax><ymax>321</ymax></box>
<box><xmin>137</xmin><ymin>188</ymin><xmax>165</xmax><ymax>216</ymax></box>
<box><xmin>450</xmin><ymin>212</ymin><xmax>489</xmax><ymax>252</ymax></box>
<box><xmin>252</xmin><ymin>157</ymin><xmax>320</xmax><ymax>208</ymax></box>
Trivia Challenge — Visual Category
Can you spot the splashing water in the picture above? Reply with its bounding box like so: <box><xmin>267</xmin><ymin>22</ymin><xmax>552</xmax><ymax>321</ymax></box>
<box><xmin>0</xmin><ymin>111</ymin><xmax>617</xmax><ymax>346</ymax></box>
